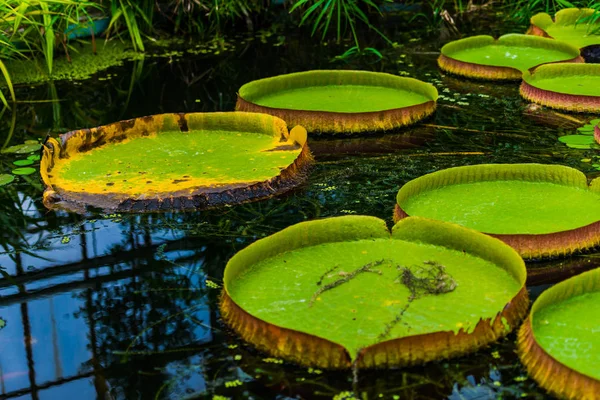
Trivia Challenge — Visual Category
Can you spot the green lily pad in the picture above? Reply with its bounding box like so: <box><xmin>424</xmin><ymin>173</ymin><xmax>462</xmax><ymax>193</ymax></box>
<box><xmin>529</xmin><ymin>8</ymin><xmax>600</xmax><ymax>50</ymax></box>
<box><xmin>520</xmin><ymin>64</ymin><xmax>600</xmax><ymax>113</ymax></box>
<box><xmin>438</xmin><ymin>34</ymin><xmax>580</xmax><ymax>80</ymax></box>
<box><xmin>0</xmin><ymin>174</ymin><xmax>15</xmax><ymax>186</ymax></box>
<box><xmin>590</xmin><ymin>118</ymin><xmax>600</xmax><ymax>125</ymax></box>
<box><xmin>577</xmin><ymin>125</ymin><xmax>595</xmax><ymax>134</ymax></box>
<box><xmin>1</xmin><ymin>142</ymin><xmax>42</xmax><ymax>154</ymax></box>
<box><xmin>41</xmin><ymin>112</ymin><xmax>312</xmax><ymax>213</ymax></box>
<box><xmin>559</xmin><ymin>134</ymin><xmax>596</xmax><ymax>146</ymax></box>
<box><xmin>13</xmin><ymin>159</ymin><xmax>34</xmax><ymax>166</ymax></box>
<box><xmin>236</xmin><ymin>70</ymin><xmax>438</xmax><ymax>134</ymax></box>
<box><xmin>12</xmin><ymin>167</ymin><xmax>36</xmax><ymax>176</ymax></box>
<box><xmin>221</xmin><ymin>216</ymin><xmax>527</xmax><ymax>368</ymax></box>
<box><xmin>395</xmin><ymin>164</ymin><xmax>600</xmax><ymax>259</ymax></box>
<box><xmin>27</xmin><ymin>154</ymin><xmax>41</xmax><ymax>161</ymax></box>
<box><xmin>518</xmin><ymin>268</ymin><xmax>600</xmax><ymax>399</ymax></box>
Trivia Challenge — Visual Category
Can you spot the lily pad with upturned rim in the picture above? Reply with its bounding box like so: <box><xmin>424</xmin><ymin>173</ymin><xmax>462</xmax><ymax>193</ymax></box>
<box><xmin>394</xmin><ymin>164</ymin><xmax>600</xmax><ymax>259</ymax></box>
<box><xmin>235</xmin><ymin>70</ymin><xmax>438</xmax><ymax>134</ymax></box>
<box><xmin>528</xmin><ymin>8</ymin><xmax>600</xmax><ymax>52</ymax></box>
<box><xmin>518</xmin><ymin>268</ymin><xmax>600</xmax><ymax>400</ymax></box>
<box><xmin>221</xmin><ymin>216</ymin><xmax>528</xmax><ymax>369</ymax></box>
<box><xmin>41</xmin><ymin>112</ymin><xmax>313</xmax><ymax>213</ymax></box>
<box><xmin>438</xmin><ymin>34</ymin><xmax>582</xmax><ymax>81</ymax></box>
<box><xmin>520</xmin><ymin>64</ymin><xmax>600</xmax><ymax>113</ymax></box>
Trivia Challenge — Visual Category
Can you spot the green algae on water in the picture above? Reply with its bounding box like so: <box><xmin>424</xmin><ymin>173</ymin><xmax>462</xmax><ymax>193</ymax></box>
<box><xmin>3</xmin><ymin>40</ymin><xmax>144</xmax><ymax>86</ymax></box>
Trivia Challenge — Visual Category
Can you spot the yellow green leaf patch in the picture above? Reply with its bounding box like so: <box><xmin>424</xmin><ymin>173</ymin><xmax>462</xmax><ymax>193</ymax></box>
<box><xmin>41</xmin><ymin>112</ymin><xmax>313</xmax><ymax>213</ymax></box>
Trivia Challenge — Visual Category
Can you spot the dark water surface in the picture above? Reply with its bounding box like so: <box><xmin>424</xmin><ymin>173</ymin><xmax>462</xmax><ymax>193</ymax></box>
<box><xmin>1</xmin><ymin>14</ymin><xmax>599</xmax><ymax>400</ymax></box>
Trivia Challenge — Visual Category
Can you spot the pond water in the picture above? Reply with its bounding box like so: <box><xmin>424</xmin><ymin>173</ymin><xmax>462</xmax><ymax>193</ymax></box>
<box><xmin>1</xmin><ymin>13</ymin><xmax>599</xmax><ymax>400</ymax></box>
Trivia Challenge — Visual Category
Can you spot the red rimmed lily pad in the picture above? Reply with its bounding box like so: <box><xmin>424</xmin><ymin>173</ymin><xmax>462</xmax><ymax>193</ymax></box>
<box><xmin>518</xmin><ymin>267</ymin><xmax>600</xmax><ymax>400</ymax></box>
<box><xmin>394</xmin><ymin>163</ymin><xmax>600</xmax><ymax>259</ymax></box>
<box><xmin>438</xmin><ymin>34</ymin><xmax>582</xmax><ymax>81</ymax></box>
<box><xmin>221</xmin><ymin>216</ymin><xmax>528</xmax><ymax>369</ymax></box>
<box><xmin>41</xmin><ymin>112</ymin><xmax>313</xmax><ymax>213</ymax></box>
<box><xmin>521</xmin><ymin>64</ymin><xmax>600</xmax><ymax>113</ymax></box>
<box><xmin>235</xmin><ymin>70</ymin><xmax>438</xmax><ymax>134</ymax></box>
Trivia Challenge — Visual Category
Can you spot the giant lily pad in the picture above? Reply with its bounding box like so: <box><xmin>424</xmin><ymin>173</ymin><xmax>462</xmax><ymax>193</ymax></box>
<box><xmin>394</xmin><ymin>164</ymin><xmax>600</xmax><ymax>259</ymax></box>
<box><xmin>41</xmin><ymin>112</ymin><xmax>313</xmax><ymax>213</ymax></box>
<box><xmin>235</xmin><ymin>70</ymin><xmax>438</xmax><ymax>134</ymax></box>
<box><xmin>221</xmin><ymin>216</ymin><xmax>528</xmax><ymax>369</ymax></box>
<box><xmin>521</xmin><ymin>64</ymin><xmax>600</xmax><ymax>113</ymax></box>
<box><xmin>528</xmin><ymin>8</ymin><xmax>600</xmax><ymax>52</ymax></box>
<box><xmin>438</xmin><ymin>34</ymin><xmax>582</xmax><ymax>80</ymax></box>
<box><xmin>518</xmin><ymin>267</ymin><xmax>600</xmax><ymax>399</ymax></box>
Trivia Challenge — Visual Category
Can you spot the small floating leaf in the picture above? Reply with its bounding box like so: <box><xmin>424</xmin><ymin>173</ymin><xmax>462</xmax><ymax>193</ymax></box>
<box><xmin>27</xmin><ymin>154</ymin><xmax>41</xmax><ymax>161</ymax></box>
<box><xmin>13</xmin><ymin>159</ymin><xmax>34</xmax><ymax>166</ymax></box>
<box><xmin>577</xmin><ymin>125</ymin><xmax>595</xmax><ymax>133</ymax></box>
<box><xmin>1</xmin><ymin>143</ymin><xmax>42</xmax><ymax>154</ymax></box>
<box><xmin>0</xmin><ymin>174</ymin><xmax>15</xmax><ymax>186</ymax></box>
<box><xmin>558</xmin><ymin>135</ymin><xmax>595</xmax><ymax>146</ymax></box>
<box><xmin>590</xmin><ymin>119</ymin><xmax>600</xmax><ymax>125</ymax></box>
<box><xmin>12</xmin><ymin>167</ymin><xmax>36</xmax><ymax>175</ymax></box>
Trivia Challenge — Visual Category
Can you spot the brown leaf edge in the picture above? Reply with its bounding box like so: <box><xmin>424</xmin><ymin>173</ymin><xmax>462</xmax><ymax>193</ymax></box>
<box><xmin>40</xmin><ymin>112</ymin><xmax>313</xmax><ymax>213</ymax></box>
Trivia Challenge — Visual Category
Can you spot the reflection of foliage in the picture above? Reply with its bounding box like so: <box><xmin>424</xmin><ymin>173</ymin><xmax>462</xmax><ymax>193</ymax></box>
<box><xmin>0</xmin><ymin>316</ymin><xmax>5</xmax><ymax>330</ymax></box>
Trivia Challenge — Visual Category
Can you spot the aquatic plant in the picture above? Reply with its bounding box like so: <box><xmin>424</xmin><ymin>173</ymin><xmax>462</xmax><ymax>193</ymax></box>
<box><xmin>40</xmin><ymin>112</ymin><xmax>313</xmax><ymax>213</ymax></box>
<box><xmin>289</xmin><ymin>0</ymin><xmax>392</xmax><ymax>52</ymax></box>
<box><xmin>236</xmin><ymin>70</ymin><xmax>438</xmax><ymax>134</ymax></box>
<box><xmin>518</xmin><ymin>267</ymin><xmax>600</xmax><ymax>399</ymax></box>
<box><xmin>527</xmin><ymin>7</ymin><xmax>600</xmax><ymax>50</ymax></box>
<box><xmin>395</xmin><ymin>163</ymin><xmax>600</xmax><ymax>259</ymax></box>
<box><xmin>438</xmin><ymin>34</ymin><xmax>582</xmax><ymax>80</ymax></box>
<box><xmin>220</xmin><ymin>215</ymin><xmax>528</xmax><ymax>369</ymax></box>
<box><xmin>0</xmin><ymin>0</ymin><xmax>103</xmax><ymax>74</ymax></box>
<box><xmin>521</xmin><ymin>63</ymin><xmax>600</xmax><ymax>114</ymax></box>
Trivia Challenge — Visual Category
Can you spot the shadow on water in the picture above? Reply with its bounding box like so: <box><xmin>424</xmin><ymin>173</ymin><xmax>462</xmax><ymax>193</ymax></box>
<box><xmin>1</xmin><ymin>13</ymin><xmax>600</xmax><ymax>400</ymax></box>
